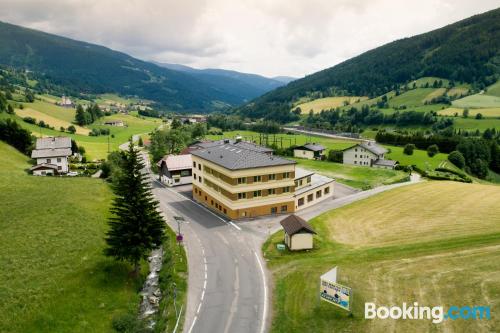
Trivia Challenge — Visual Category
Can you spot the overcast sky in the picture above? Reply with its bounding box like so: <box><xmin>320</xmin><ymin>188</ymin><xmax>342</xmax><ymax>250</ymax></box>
<box><xmin>0</xmin><ymin>0</ymin><xmax>498</xmax><ymax>78</ymax></box>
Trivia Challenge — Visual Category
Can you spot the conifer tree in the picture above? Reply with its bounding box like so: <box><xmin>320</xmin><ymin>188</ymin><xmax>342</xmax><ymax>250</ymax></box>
<box><xmin>104</xmin><ymin>141</ymin><xmax>165</xmax><ymax>276</ymax></box>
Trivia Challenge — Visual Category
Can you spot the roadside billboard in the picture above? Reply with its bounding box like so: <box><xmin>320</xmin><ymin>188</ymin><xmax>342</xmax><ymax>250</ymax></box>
<box><xmin>320</xmin><ymin>267</ymin><xmax>352</xmax><ymax>311</ymax></box>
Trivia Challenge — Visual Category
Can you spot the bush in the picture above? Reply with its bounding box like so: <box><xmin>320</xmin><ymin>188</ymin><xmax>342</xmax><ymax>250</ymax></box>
<box><xmin>23</xmin><ymin>117</ymin><xmax>37</xmax><ymax>124</ymax></box>
<box><xmin>0</xmin><ymin>119</ymin><xmax>34</xmax><ymax>155</ymax></box>
<box><xmin>111</xmin><ymin>312</ymin><xmax>146</xmax><ymax>333</ymax></box>
<box><xmin>427</xmin><ymin>144</ymin><xmax>439</xmax><ymax>157</ymax></box>
<box><xmin>475</xmin><ymin>113</ymin><xmax>483</xmax><ymax>120</ymax></box>
<box><xmin>327</xmin><ymin>150</ymin><xmax>343</xmax><ymax>163</ymax></box>
<box><xmin>448</xmin><ymin>151</ymin><xmax>465</xmax><ymax>169</ymax></box>
<box><xmin>403</xmin><ymin>143</ymin><xmax>415</xmax><ymax>155</ymax></box>
<box><xmin>67</xmin><ymin>125</ymin><xmax>76</xmax><ymax>134</ymax></box>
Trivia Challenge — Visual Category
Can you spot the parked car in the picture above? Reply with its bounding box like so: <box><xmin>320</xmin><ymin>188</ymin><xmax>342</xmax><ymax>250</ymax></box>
<box><xmin>67</xmin><ymin>171</ymin><xmax>78</xmax><ymax>177</ymax></box>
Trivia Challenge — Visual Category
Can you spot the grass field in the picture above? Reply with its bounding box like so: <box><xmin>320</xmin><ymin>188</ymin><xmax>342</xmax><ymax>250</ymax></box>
<box><xmin>208</xmin><ymin>130</ymin><xmax>358</xmax><ymax>151</ymax></box>
<box><xmin>293</xmin><ymin>158</ymin><xmax>408</xmax><ymax>189</ymax></box>
<box><xmin>452</xmin><ymin>117</ymin><xmax>500</xmax><ymax>130</ymax></box>
<box><xmin>20</xmin><ymin>100</ymin><xmax>77</xmax><ymax>123</ymax></box>
<box><xmin>294</xmin><ymin>96</ymin><xmax>368</xmax><ymax>113</ymax></box>
<box><xmin>0</xmin><ymin>112</ymin><xmax>161</xmax><ymax>160</ymax></box>
<box><xmin>16</xmin><ymin>107</ymin><xmax>90</xmax><ymax>135</ymax></box>
<box><xmin>447</xmin><ymin>86</ymin><xmax>469</xmax><ymax>97</ymax></box>
<box><xmin>439</xmin><ymin>107</ymin><xmax>500</xmax><ymax>118</ymax></box>
<box><xmin>423</xmin><ymin>87</ymin><xmax>447</xmax><ymax>103</ymax></box>
<box><xmin>386</xmin><ymin>145</ymin><xmax>450</xmax><ymax>171</ymax></box>
<box><xmin>388</xmin><ymin>88</ymin><xmax>437</xmax><ymax>107</ymax></box>
<box><xmin>452</xmin><ymin>94</ymin><xmax>500</xmax><ymax>108</ymax></box>
<box><xmin>263</xmin><ymin>181</ymin><xmax>500</xmax><ymax>333</ymax></box>
<box><xmin>0</xmin><ymin>141</ymin><xmax>144</xmax><ymax>332</ymax></box>
<box><xmin>485</xmin><ymin>81</ymin><xmax>500</xmax><ymax>97</ymax></box>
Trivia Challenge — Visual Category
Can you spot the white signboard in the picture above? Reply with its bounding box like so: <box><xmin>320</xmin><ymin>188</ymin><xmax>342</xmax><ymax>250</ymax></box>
<box><xmin>320</xmin><ymin>267</ymin><xmax>352</xmax><ymax>311</ymax></box>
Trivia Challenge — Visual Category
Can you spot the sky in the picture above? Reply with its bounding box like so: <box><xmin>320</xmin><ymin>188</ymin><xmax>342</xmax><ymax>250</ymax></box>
<box><xmin>0</xmin><ymin>0</ymin><xmax>498</xmax><ymax>78</ymax></box>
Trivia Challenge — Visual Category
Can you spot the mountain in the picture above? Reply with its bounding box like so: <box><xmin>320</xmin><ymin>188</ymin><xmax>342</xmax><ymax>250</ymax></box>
<box><xmin>272</xmin><ymin>76</ymin><xmax>296</xmax><ymax>84</ymax></box>
<box><xmin>0</xmin><ymin>21</ymin><xmax>267</xmax><ymax>112</ymax></box>
<box><xmin>239</xmin><ymin>8</ymin><xmax>500</xmax><ymax>121</ymax></box>
<box><xmin>153</xmin><ymin>62</ymin><xmax>288</xmax><ymax>101</ymax></box>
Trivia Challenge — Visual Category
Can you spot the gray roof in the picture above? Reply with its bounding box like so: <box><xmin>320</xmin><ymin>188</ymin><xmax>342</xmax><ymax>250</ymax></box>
<box><xmin>294</xmin><ymin>173</ymin><xmax>335</xmax><ymax>196</ymax></box>
<box><xmin>373</xmin><ymin>159</ymin><xmax>397</xmax><ymax>167</ymax></box>
<box><xmin>345</xmin><ymin>141</ymin><xmax>387</xmax><ymax>155</ymax></box>
<box><xmin>280</xmin><ymin>215</ymin><xmax>316</xmax><ymax>235</ymax></box>
<box><xmin>35</xmin><ymin>137</ymin><xmax>71</xmax><ymax>150</ymax></box>
<box><xmin>31</xmin><ymin>148</ymin><xmax>72</xmax><ymax>158</ymax></box>
<box><xmin>294</xmin><ymin>167</ymin><xmax>315</xmax><ymax>180</ymax></box>
<box><xmin>296</xmin><ymin>143</ymin><xmax>326</xmax><ymax>152</ymax></box>
<box><xmin>191</xmin><ymin>144</ymin><xmax>294</xmax><ymax>170</ymax></box>
<box><xmin>193</xmin><ymin>139</ymin><xmax>273</xmax><ymax>153</ymax></box>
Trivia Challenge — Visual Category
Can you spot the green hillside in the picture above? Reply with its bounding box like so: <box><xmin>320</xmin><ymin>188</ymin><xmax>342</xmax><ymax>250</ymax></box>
<box><xmin>238</xmin><ymin>8</ymin><xmax>500</xmax><ymax>121</ymax></box>
<box><xmin>0</xmin><ymin>21</ymin><xmax>257</xmax><ymax>111</ymax></box>
<box><xmin>0</xmin><ymin>141</ymin><xmax>142</xmax><ymax>332</ymax></box>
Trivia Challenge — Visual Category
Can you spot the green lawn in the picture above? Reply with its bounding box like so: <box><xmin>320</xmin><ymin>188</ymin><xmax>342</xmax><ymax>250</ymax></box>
<box><xmin>385</xmin><ymin>145</ymin><xmax>450</xmax><ymax>171</ymax></box>
<box><xmin>293</xmin><ymin>158</ymin><xmax>408</xmax><ymax>189</ymax></box>
<box><xmin>388</xmin><ymin>88</ymin><xmax>437</xmax><ymax>107</ymax></box>
<box><xmin>20</xmin><ymin>100</ymin><xmax>77</xmax><ymax>122</ymax></box>
<box><xmin>208</xmin><ymin>130</ymin><xmax>358</xmax><ymax>152</ymax></box>
<box><xmin>0</xmin><ymin>112</ymin><xmax>160</xmax><ymax>160</ymax></box>
<box><xmin>263</xmin><ymin>181</ymin><xmax>500</xmax><ymax>333</ymax></box>
<box><xmin>485</xmin><ymin>81</ymin><xmax>500</xmax><ymax>97</ymax></box>
<box><xmin>0</xmin><ymin>141</ymin><xmax>144</xmax><ymax>332</ymax></box>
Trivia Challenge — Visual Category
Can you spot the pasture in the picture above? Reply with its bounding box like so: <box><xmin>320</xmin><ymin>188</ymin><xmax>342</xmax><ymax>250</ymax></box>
<box><xmin>294</xmin><ymin>96</ymin><xmax>368</xmax><ymax>113</ymax></box>
<box><xmin>439</xmin><ymin>107</ymin><xmax>500</xmax><ymax>118</ymax></box>
<box><xmin>452</xmin><ymin>94</ymin><xmax>500</xmax><ymax>108</ymax></box>
<box><xmin>485</xmin><ymin>81</ymin><xmax>500</xmax><ymax>97</ymax></box>
<box><xmin>0</xmin><ymin>141</ymin><xmax>144</xmax><ymax>332</ymax></box>
<box><xmin>16</xmin><ymin>107</ymin><xmax>90</xmax><ymax>135</ymax></box>
<box><xmin>388</xmin><ymin>88</ymin><xmax>437</xmax><ymax>107</ymax></box>
<box><xmin>293</xmin><ymin>158</ymin><xmax>408</xmax><ymax>189</ymax></box>
<box><xmin>263</xmin><ymin>181</ymin><xmax>500</xmax><ymax>333</ymax></box>
<box><xmin>385</xmin><ymin>145</ymin><xmax>450</xmax><ymax>171</ymax></box>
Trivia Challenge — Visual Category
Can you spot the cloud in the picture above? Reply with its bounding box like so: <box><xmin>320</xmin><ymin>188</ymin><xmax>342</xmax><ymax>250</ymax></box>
<box><xmin>0</xmin><ymin>0</ymin><xmax>498</xmax><ymax>77</ymax></box>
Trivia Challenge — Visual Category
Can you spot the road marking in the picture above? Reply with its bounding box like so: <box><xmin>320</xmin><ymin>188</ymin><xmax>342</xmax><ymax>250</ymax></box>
<box><xmin>201</xmin><ymin>289</ymin><xmax>205</xmax><ymax>301</ymax></box>
<box><xmin>188</xmin><ymin>316</ymin><xmax>197</xmax><ymax>333</ymax></box>
<box><xmin>203</xmin><ymin>280</ymin><xmax>207</xmax><ymax>289</ymax></box>
<box><xmin>254</xmin><ymin>251</ymin><xmax>268</xmax><ymax>333</ymax></box>
<box><xmin>229</xmin><ymin>221</ymin><xmax>242</xmax><ymax>230</ymax></box>
<box><xmin>223</xmin><ymin>263</ymin><xmax>240</xmax><ymax>333</ymax></box>
<box><xmin>197</xmin><ymin>303</ymin><xmax>202</xmax><ymax>314</ymax></box>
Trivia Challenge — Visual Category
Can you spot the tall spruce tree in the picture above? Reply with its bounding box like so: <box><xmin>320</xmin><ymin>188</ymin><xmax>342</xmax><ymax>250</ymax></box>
<box><xmin>104</xmin><ymin>141</ymin><xmax>165</xmax><ymax>275</ymax></box>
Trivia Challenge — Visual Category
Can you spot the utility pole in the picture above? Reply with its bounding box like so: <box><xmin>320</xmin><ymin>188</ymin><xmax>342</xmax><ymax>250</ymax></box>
<box><xmin>107</xmin><ymin>134</ymin><xmax>110</xmax><ymax>153</ymax></box>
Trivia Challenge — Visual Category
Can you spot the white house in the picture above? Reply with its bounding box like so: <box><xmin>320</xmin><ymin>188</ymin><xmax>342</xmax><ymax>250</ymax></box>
<box><xmin>293</xmin><ymin>143</ymin><xmax>326</xmax><ymax>160</ymax></box>
<box><xmin>280</xmin><ymin>214</ymin><xmax>316</xmax><ymax>250</ymax></box>
<box><xmin>342</xmin><ymin>141</ymin><xmax>397</xmax><ymax>169</ymax></box>
<box><xmin>30</xmin><ymin>137</ymin><xmax>72</xmax><ymax>176</ymax></box>
<box><xmin>157</xmin><ymin>154</ymin><xmax>193</xmax><ymax>186</ymax></box>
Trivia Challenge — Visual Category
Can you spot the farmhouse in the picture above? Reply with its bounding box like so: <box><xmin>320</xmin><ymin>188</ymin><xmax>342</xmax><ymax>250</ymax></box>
<box><xmin>57</xmin><ymin>95</ymin><xmax>73</xmax><ymax>108</ymax></box>
<box><xmin>30</xmin><ymin>137</ymin><xmax>72</xmax><ymax>176</ymax></box>
<box><xmin>104</xmin><ymin>120</ymin><xmax>125</xmax><ymax>127</ymax></box>
<box><xmin>191</xmin><ymin>140</ymin><xmax>334</xmax><ymax>219</ymax></box>
<box><xmin>280</xmin><ymin>214</ymin><xmax>316</xmax><ymax>250</ymax></box>
<box><xmin>342</xmin><ymin>141</ymin><xmax>397</xmax><ymax>169</ymax></box>
<box><xmin>157</xmin><ymin>154</ymin><xmax>193</xmax><ymax>186</ymax></box>
<box><xmin>293</xmin><ymin>143</ymin><xmax>326</xmax><ymax>160</ymax></box>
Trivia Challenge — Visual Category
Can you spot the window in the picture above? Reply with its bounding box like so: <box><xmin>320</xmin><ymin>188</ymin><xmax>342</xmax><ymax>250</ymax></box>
<box><xmin>316</xmin><ymin>190</ymin><xmax>322</xmax><ymax>198</ymax></box>
<box><xmin>193</xmin><ymin>173</ymin><xmax>197</xmax><ymax>179</ymax></box>
<box><xmin>306</xmin><ymin>176</ymin><xmax>311</xmax><ymax>183</ymax></box>
<box><xmin>307</xmin><ymin>194</ymin><xmax>314</xmax><ymax>202</ymax></box>
<box><xmin>46</xmin><ymin>158</ymin><xmax>51</xmax><ymax>163</ymax></box>
<box><xmin>57</xmin><ymin>158</ymin><xmax>61</xmax><ymax>163</ymax></box>
<box><xmin>299</xmin><ymin>179</ymin><xmax>303</xmax><ymax>186</ymax></box>
<box><xmin>354</xmin><ymin>161</ymin><xmax>357</xmax><ymax>164</ymax></box>
<box><xmin>215</xmin><ymin>203</ymin><xmax>219</xmax><ymax>209</ymax></box>
<box><xmin>194</xmin><ymin>188</ymin><xmax>198</xmax><ymax>194</ymax></box>
<box><xmin>205</xmin><ymin>196</ymin><xmax>207</xmax><ymax>201</ymax></box>
<box><xmin>355</xmin><ymin>148</ymin><xmax>358</xmax><ymax>152</ymax></box>
<box><xmin>58</xmin><ymin>166</ymin><xmax>62</xmax><ymax>170</ymax></box>
<box><xmin>355</xmin><ymin>154</ymin><xmax>357</xmax><ymax>158</ymax></box>
<box><xmin>238</xmin><ymin>192</ymin><xmax>246</xmax><ymax>199</ymax></box>
<box><xmin>211</xmin><ymin>200</ymin><xmax>214</xmax><ymax>205</ymax></box>
<box><xmin>254</xmin><ymin>175</ymin><xmax>261</xmax><ymax>182</ymax></box>
<box><xmin>237</xmin><ymin>177</ymin><xmax>246</xmax><ymax>184</ymax></box>
<box><xmin>324</xmin><ymin>187</ymin><xmax>330</xmax><ymax>194</ymax></box>
<box><xmin>223</xmin><ymin>208</ymin><xmax>227</xmax><ymax>214</ymax></box>
<box><xmin>253</xmin><ymin>190</ymin><xmax>262</xmax><ymax>197</ymax></box>
<box><xmin>199</xmin><ymin>176</ymin><xmax>202</xmax><ymax>182</ymax></box>
<box><xmin>298</xmin><ymin>198</ymin><xmax>304</xmax><ymax>206</ymax></box>
<box><xmin>283</xmin><ymin>186</ymin><xmax>290</xmax><ymax>193</ymax></box>
<box><xmin>281</xmin><ymin>205</ymin><xmax>287</xmax><ymax>212</ymax></box>
<box><xmin>283</xmin><ymin>172</ymin><xmax>290</xmax><ymax>179</ymax></box>
<box><xmin>269</xmin><ymin>174</ymin><xmax>276</xmax><ymax>180</ymax></box>
<box><xmin>193</xmin><ymin>161</ymin><xmax>196</xmax><ymax>168</ymax></box>
<box><xmin>268</xmin><ymin>188</ymin><xmax>276</xmax><ymax>195</ymax></box>
<box><xmin>271</xmin><ymin>207</ymin><xmax>277</xmax><ymax>214</ymax></box>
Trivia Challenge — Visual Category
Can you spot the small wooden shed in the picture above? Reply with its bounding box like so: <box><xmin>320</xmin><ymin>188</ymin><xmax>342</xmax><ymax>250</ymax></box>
<box><xmin>280</xmin><ymin>214</ymin><xmax>316</xmax><ymax>250</ymax></box>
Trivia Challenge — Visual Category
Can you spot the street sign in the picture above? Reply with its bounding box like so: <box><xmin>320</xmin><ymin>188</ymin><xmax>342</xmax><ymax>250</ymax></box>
<box><xmin>176</xmin><ymin>234</ymin><xmax>183</xmax><ymax>242</ymax></box>
<box><xmin>277</xmin><ymin>244</ymin><xmax>286</xmax><ymax>251</ymax></box>
<box><xmin>320</xmin><ymin>267</ymin><xmax>352</xmax><ymax>311</ymax></box>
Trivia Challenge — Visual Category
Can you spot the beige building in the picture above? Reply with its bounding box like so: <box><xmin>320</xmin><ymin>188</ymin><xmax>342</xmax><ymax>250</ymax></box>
<box><xmin>293</xmin><ymin>143</ymin><xmax>326</xmax><ymax>160</ymax></box>
<box><xmin>342</xmin><ymin>141</ymin><xmax>397</xmax><ymax>169</ymax></box>
<box><xmin>280</xmin><ymin>214</ymin><xmax>316</xmax><ymax>250</ymax></box>
<box><xmin>190</xmin><ymin>139</ymin><xmax>335</xmax><ymax>220</ymax></box>
<box><xmin>157</xmin><ymin>154</ymin><xmax>193</xmax><ymax>186</ymax></box>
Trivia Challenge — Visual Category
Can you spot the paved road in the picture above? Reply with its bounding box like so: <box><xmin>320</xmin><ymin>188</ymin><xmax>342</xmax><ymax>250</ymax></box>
<box><xmin>142</xmin><ymin>154</ymin><xmax>268</xmax><ymax>333</ymax></box>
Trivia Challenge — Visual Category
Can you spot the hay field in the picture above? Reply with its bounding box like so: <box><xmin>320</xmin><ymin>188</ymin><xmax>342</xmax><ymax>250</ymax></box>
<box><xmin>295</xmin><ymin>96</ymin><xmax>368</xmax><ymax>113</ymax></box>
<box><xmin>439</xmin><ymin>107</ymin><xmax>500</xmax><ymax>118</ymax></box>
<box><xmin>16</xmin><ymin>108</ymin><xmax>90</xmax><ymax>135</ymax></box>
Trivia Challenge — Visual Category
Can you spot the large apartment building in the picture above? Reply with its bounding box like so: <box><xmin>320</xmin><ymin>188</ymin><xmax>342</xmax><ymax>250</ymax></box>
<box><xmin>191</xmin><ymin>140</ymin><xmax>334</xmax><ymax>219</ymax></box>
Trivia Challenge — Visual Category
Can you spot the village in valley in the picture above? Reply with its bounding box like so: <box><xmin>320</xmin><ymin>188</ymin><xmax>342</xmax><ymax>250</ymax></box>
<box><xmin>1</xmin><ymin>4</ymin><xmax>499</xmax><ymax>333</ymax></box>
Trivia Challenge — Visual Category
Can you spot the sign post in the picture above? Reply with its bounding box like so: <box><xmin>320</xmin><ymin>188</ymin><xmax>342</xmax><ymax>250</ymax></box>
<box><xmin>319</xmin><ymin>267</ymin><xmax>352</xmax><ymax>311</ymax></box>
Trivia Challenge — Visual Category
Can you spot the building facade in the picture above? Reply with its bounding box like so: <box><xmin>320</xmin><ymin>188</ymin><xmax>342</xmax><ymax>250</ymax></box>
<box><xmin>293</xmin><ymin>143</ymin><xmax>326</xmax><ymax>160</ymax></box>
<box><xmin>342</xmin><ymin>141</ymin><xmax>397</xmax><ymax>169</ymax></box>
<box><xmin>158</xmin><ymin>154</ymin><xmax>193</xmax><ymax>186</ymax></box>
<box><xmin>30</xmin><ymin>137</ymin><xmax>72</xmax><ymax>175</ymax></box>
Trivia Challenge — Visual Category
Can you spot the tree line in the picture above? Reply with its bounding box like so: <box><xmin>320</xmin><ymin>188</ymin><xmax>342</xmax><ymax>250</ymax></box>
<box><xmin>75</xmin><ymin>104</ymin><xmax>104</xmax><ymax>126</ymax></box>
